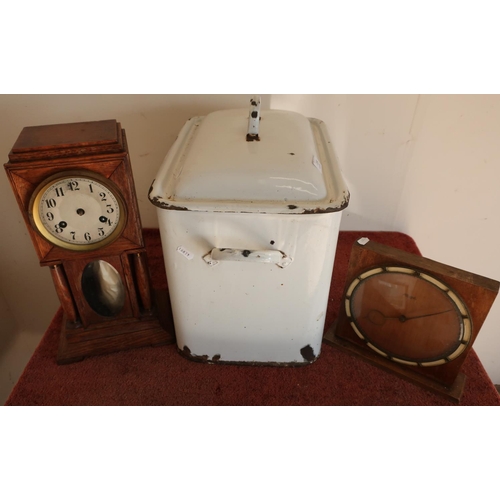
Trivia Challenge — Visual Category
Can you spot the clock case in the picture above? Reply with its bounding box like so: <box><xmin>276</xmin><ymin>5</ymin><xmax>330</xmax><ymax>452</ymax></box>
<box><xmin>324</xmin><ymin>238</ymin><xmax>499</xmax><ymax>402</ymax></box>
<box><xmin>4</xmin><ymin>119</ymin><xmax>175</xmax><ymax>363</ymax></box>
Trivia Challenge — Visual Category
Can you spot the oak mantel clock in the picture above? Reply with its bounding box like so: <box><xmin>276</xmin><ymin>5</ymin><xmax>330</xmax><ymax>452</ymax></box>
<box><xmin>4</xmin><ymin>119</ymin><xmax>174</xmax><ymax>363</ymax></box>
<box><xmin>324</xmin><ymin>238</ymin><xmax>499</xmax><ymax>402</ymax></box>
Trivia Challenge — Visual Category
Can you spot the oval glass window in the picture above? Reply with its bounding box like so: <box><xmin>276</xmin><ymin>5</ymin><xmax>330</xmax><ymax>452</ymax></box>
<box><xmin>81</xmin><ymin>260</ymin><xmax>125</xmax><ymax>317</ymax></box>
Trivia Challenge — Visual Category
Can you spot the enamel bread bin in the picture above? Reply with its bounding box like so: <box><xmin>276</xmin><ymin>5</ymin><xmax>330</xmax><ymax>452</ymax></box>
<box><xmin>149</xmin><ymin>100</ymin><xmax>349</xmax><ymax>365</ymax></box>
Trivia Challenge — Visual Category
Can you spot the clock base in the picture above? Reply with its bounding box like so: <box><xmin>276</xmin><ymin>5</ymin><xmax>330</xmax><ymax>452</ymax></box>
<box><xmin>57</xmin><ymin>289</ymin><xmax>176</xmax><ymax>364</ymax></box>
<box><xmin>323</xmin><ymin>322</ymin><xmax>466</xmax><ymax>403</ymax></box>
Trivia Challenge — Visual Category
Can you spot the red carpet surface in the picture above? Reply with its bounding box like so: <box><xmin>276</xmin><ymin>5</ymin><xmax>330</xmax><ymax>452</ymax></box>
<box><xmin>6</xmin><ymin>229</ymin><xmax>500</xmax><ymax>406</ymax></box>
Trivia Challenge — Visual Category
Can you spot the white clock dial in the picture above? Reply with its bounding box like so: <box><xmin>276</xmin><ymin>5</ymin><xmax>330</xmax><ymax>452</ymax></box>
<box><xmin>31</xmin><ymin>172</ymin><xmax>126</xmax><ymax>251</ymax></box>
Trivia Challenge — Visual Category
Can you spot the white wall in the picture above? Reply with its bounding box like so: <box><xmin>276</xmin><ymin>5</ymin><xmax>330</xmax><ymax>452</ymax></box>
<box><xmin>272</xmin><ymin>94</ymin><xmax>500</xmax><ymax>383</ymax></box>
<box><xmin>0</xmin><ymin>289</ymin><xmax>17</xmax><ymax>351</ymax></box>
<box><xmin>271</xmin><ymin>95</ymin><xmax>422</xmax><ymax>230</ymax></box>
<box><xmin>395</xmin><ymin>95</ymin><xmax>500</xmax><ymax>383</ymax></box>
<box><xmin>1</xmin><ymin>94</ymin><xmax>499</xmax><ymax>385</ymax></box>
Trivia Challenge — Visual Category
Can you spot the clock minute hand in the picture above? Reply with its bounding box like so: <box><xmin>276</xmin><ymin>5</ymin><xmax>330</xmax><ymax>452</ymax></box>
<box><xmin>365</xmin><ymin>308</ymin><xmax>453</xmax><ymax>326</ymax></box>
<box><xmin>401</xmin><ymin>309</ymin><xmax>454</xmax><ymax>321</ymax></box>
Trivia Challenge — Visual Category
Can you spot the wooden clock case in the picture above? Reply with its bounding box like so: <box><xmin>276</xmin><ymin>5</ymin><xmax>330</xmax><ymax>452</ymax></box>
<box><xmin>4</xmin><ymin>119</ymin><xmax>175</xmax><ymax>364</ymax></box>
<box><xmin>324</xmin><ymin>238</ymin><xmax>499</xmax><ymax>402</ymax></box>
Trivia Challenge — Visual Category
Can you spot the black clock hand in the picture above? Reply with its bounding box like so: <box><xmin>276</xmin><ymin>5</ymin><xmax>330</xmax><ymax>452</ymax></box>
<box><xmin>403</xmin><ymin>309</ymin><xmax>454</xmax><ymax>321</ymax></box>
<box><xmin>366</xmin><ymin>309</ymin><xmax>453</xmax><ymax>325</ymax></box>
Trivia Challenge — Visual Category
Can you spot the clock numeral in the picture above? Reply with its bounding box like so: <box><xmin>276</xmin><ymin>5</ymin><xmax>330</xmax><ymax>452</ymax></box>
<box><xmin>45</xmin><ymin>199</ymin><xmax>56</xmax><ymax>209</ymax></box>
<box><xmin>55</xmin><ymin>187</ymin><xmax>65</xmax><ymax>197</ymax></box>
<box><xmin>99</xmin><ymin>192</ymin><xmax>107</xmax><ymax>201</ymax></box>
<box><xmin>106</xmin><ymin>205</ymin><xmax>114</xmax><ymax>214</ymax></box>
<box><xmin>89</xmin><ymin>184</ymin><xmax>94</xmax><ymax>193</ymax></box>
<box><xmin>100</xmin><ymin>216</ymin><xmax>113</xmax><ymax>226</ymax></box>
<box><xmin>70</xmin><ymin>231</ymin><xmax>76</xmax><ymax>240</ymax></box>
<box><xmin>67</xmin><ymin>181</ymin><xmax>79</xmax><ymax>191</ymax></box>
<box><xmin>98</xmin><ymin>228</ymin><xmax>105</xmax><ymax>237</ymax></box>
<box><xmin>54</xmin><ymin>223</ymin><xmax>64</xmax><ymax>233</ymax></box>
<box><xmin>46</xmin><ymin>212</ymin><xmax>54</xmax><ymax>221</ymax></box>
<box><xmin>84</xmin><ymin>232</ymin><xmax>92</xmax><ymax>242</ymax></box>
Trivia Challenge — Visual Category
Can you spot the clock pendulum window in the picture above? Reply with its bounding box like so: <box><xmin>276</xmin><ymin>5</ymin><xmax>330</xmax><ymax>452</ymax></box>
<box><xmin>4</xmin><ymin>120</ymin><xmax>175</xmax><ymax>364</ymax></box>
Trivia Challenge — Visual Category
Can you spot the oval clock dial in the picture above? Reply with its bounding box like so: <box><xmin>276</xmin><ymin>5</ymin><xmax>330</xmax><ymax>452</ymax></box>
<box><xmin>345</xmin><ymin>267</ymin><xmax>472</xmax><ymax>367</ymax></box>
<box><xmin>31</xmin><ymin>172</ymin><xmax>127</xmax><ymax>251</ymax></box>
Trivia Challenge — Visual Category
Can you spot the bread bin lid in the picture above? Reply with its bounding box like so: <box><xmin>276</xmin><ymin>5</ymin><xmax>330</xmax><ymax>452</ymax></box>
<box><xmin>149</xmin><ymin>104</ymin><xmax>349</xmax><ymax>215</ymax></box>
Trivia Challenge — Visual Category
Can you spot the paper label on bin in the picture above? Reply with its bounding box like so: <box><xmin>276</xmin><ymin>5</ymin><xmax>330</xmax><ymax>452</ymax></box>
<box><xmin>177</xmin><ymin>246</ymin><xmax>194</xmax><ymax>260</ymax></box>
<box><xmin>312</xmin><ymin>155</ymin><xmax>323</xmax><ymax>172</ymax></box>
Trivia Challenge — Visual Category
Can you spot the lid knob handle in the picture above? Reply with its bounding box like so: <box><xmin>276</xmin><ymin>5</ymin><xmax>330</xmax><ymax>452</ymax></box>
<box><xmin>246</xmin><ymin>96</ymin><xmax>261</xmax><ymax>141</ymax></box>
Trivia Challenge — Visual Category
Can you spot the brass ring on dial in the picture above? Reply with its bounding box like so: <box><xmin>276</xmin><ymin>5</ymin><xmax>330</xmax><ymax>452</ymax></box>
<box><xmin>29</xmin><ymin>169</ymin><xmax>127</xmax><ymax>251</ymax></box>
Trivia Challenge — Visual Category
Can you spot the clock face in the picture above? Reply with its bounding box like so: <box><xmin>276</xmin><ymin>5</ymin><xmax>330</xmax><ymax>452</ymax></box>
<box><xmin>345</xmin><ymin>266</ymin><xmax>472</xmax><ymax>367</ymax></box>
<box><xmin>30</xmin><ymin>171</ymin><xmax>127</xmax><ymax>251</ymax></box>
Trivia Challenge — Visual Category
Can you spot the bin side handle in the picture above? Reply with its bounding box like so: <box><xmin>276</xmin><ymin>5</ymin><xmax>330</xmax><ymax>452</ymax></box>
<box><xmin>204</xmin><ymin>248</ymin><xmax>292</xmax><ymax>268</ymax></box>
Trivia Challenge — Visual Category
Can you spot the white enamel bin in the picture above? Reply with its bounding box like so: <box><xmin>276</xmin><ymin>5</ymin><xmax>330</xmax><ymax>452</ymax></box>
<box><xmin>149</xmin><ymin>103</ymin><xmax>349</xmax><ymax>365</ymax></box>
